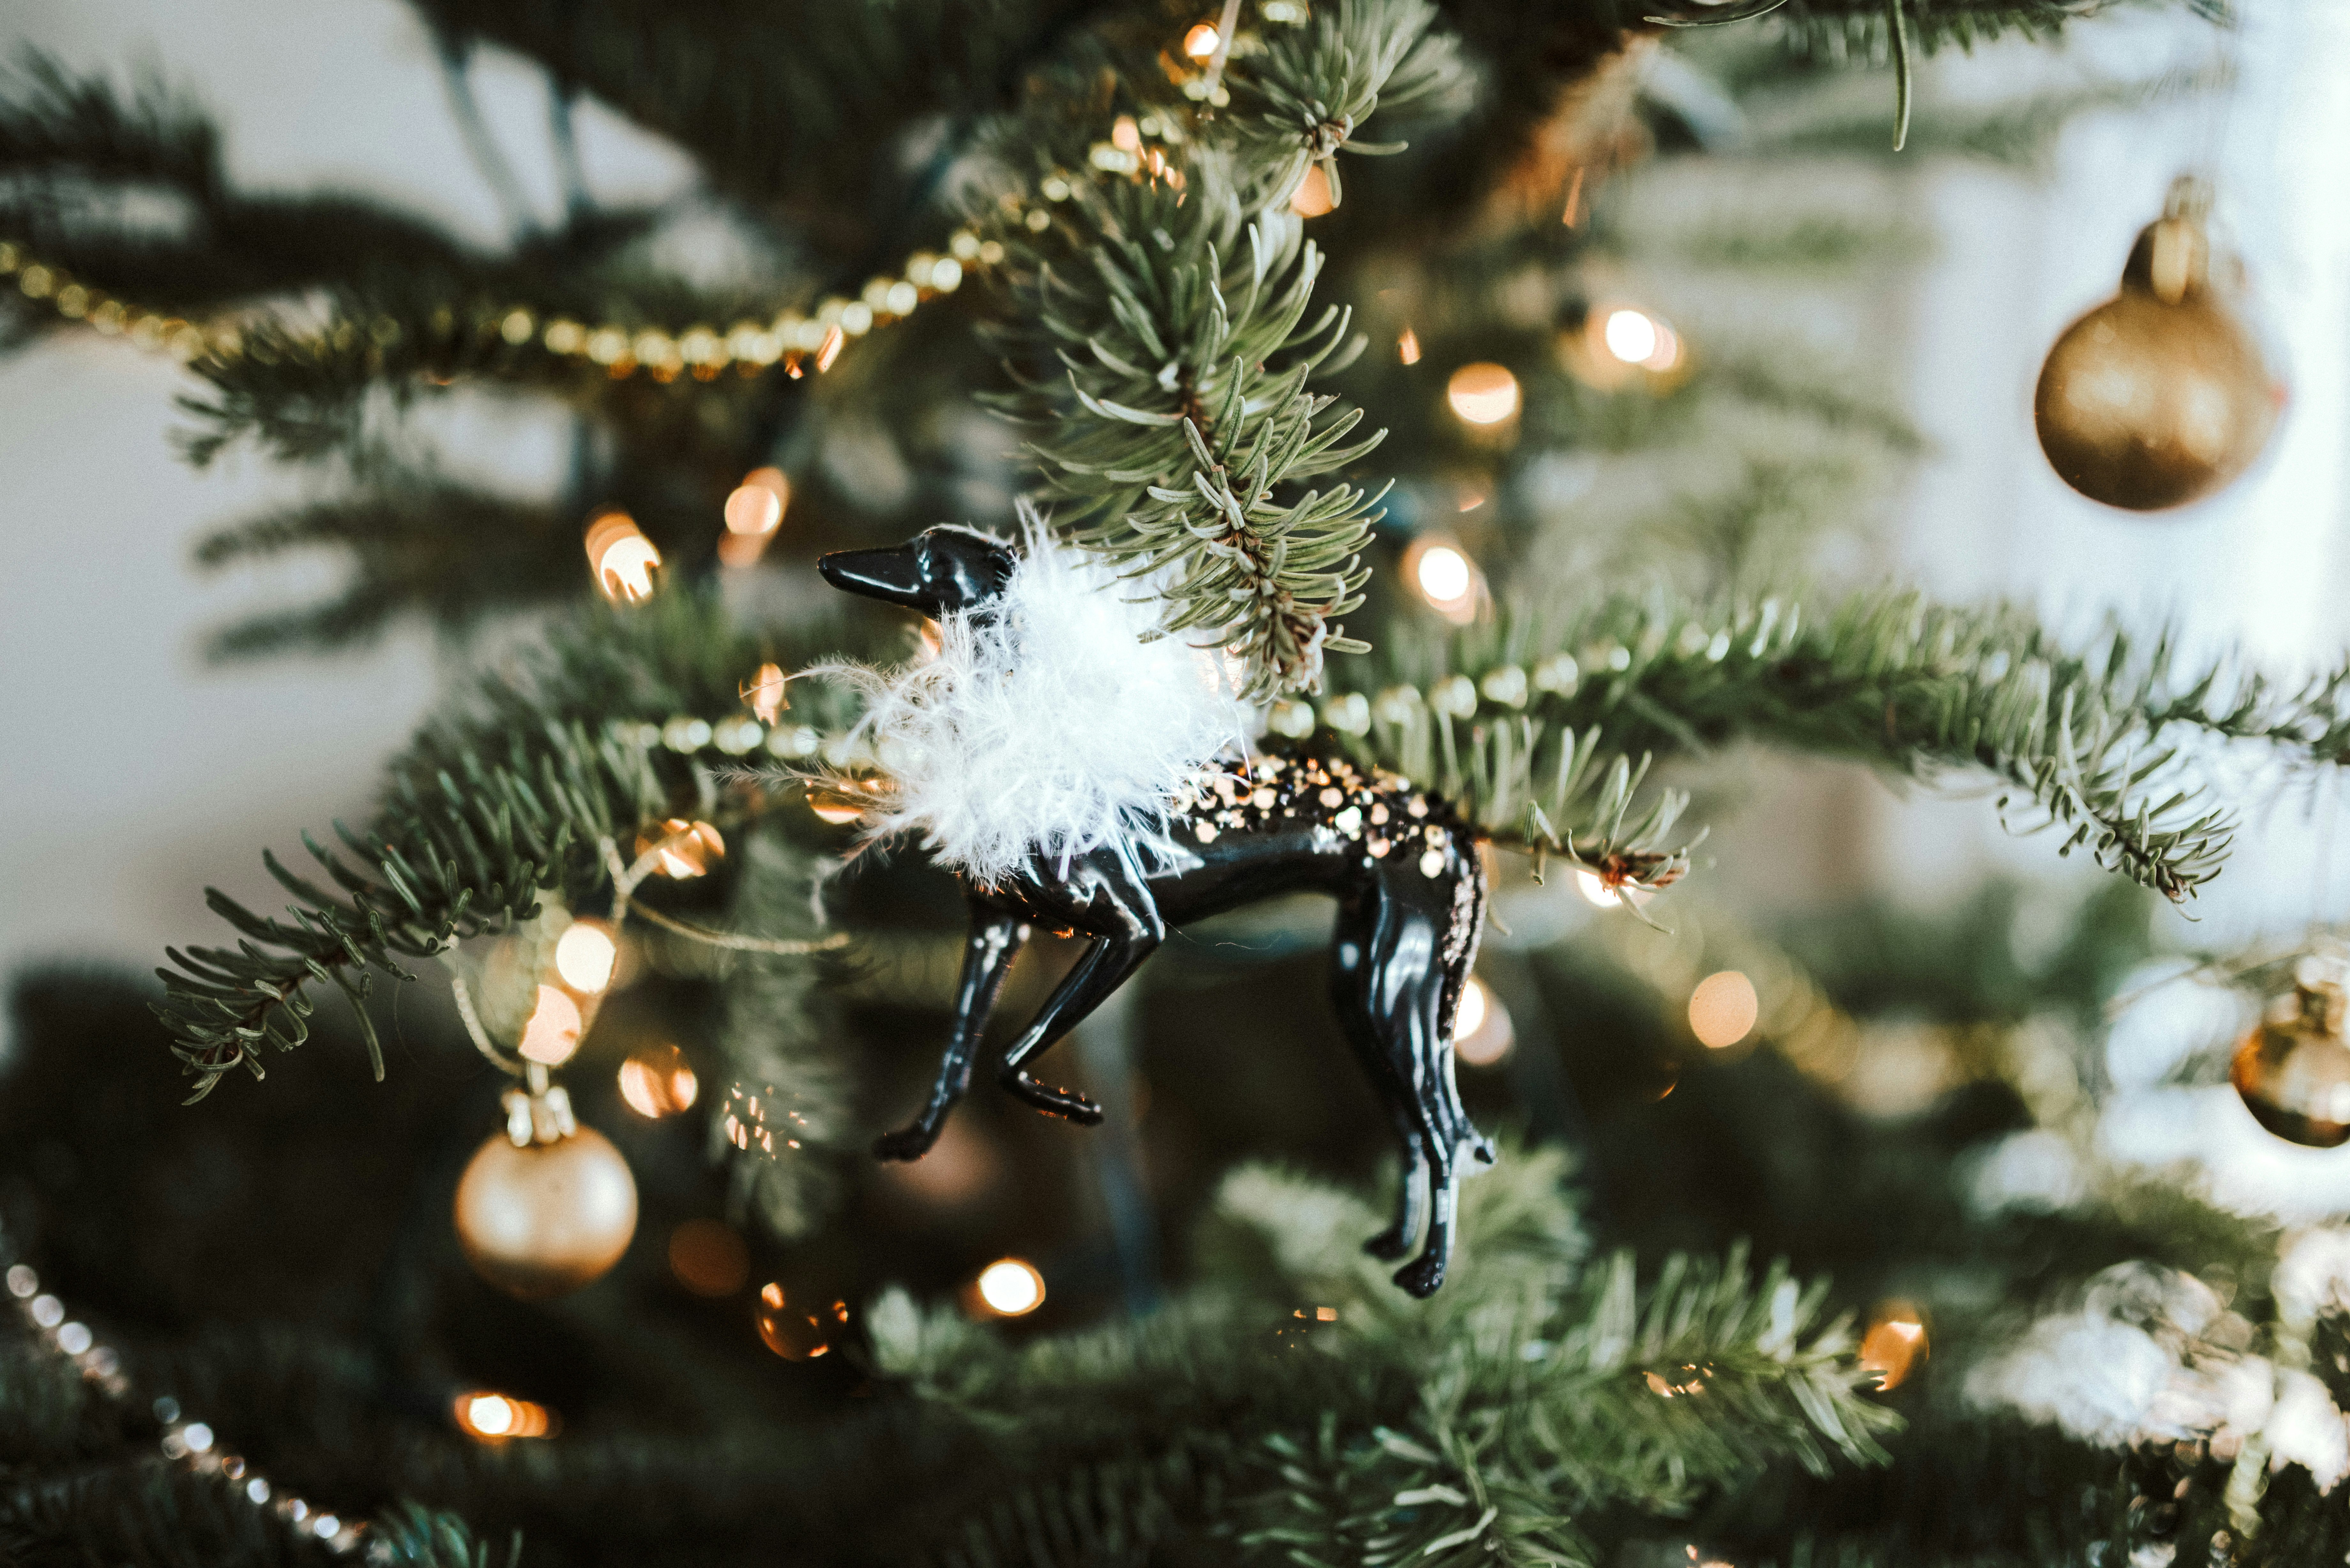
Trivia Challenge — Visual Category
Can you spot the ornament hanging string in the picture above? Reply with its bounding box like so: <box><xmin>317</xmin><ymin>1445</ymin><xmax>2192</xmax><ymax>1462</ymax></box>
<box><xmin>442</xmin><ymin>829</ymin><xmax>847</xmax><ymax>1081</ymax></box>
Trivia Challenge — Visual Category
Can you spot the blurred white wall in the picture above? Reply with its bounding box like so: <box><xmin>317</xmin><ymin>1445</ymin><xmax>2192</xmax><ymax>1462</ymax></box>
<box><xmin>0</xmin><ymin>0</ymin><xmax>689</xmax><ymax>1000</ymax></box>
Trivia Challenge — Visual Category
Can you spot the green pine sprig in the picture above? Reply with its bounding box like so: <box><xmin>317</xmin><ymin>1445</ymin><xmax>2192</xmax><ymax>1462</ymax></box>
<box><xmin>987</xmin><ymin>0</ymin><xmax>1469</xmax><ymax>699</ymax></box>
<box><xmin>1328</xmin><ymin>589</ymin><xmax>2350</xmax><ymax>903</ymax></box>
<box><xmin>150</xmin><ymin>591</ymin><xmax>852</xmax><ymax>1101</ymax></box>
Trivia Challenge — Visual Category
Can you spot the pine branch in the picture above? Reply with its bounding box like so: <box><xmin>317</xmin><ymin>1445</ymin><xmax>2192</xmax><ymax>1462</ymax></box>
<box><xmin>879</xmin><ymin>1153</ymin><xmax>1891</xmax><ymax>1564</ymax></box>
<box><xmin>408</xmin><ymin>0</ymin><xmax>1063</xmax><ymax>221</ymax></box>
<box><xmin>986</xmin><ymin>0</ymin><xmax>1469</xmax><ymax>699</ymax></box>
<box><xmin>370</xmin><ymin>1504</ymin><xmax>520</xmax><ymax>1568</ymax></box>
<box><xmin>1328</xmin><ymin>590</ymin><xmax>2350</xmax><ymax>902</ymax></box>
<box><xmin>191</xmin><ymin>480</ymin><xmax>570</xmax><ymax>655</ymax></box>
<box><xmin>1766</xmin><ymin>0</ymin><xmax>2231</xmax><ymax>58</ymax></box>
<box><xmin>150</xmin><ymin>591</ymin><xmax>855</xmax><ymax>1100</ymax></box>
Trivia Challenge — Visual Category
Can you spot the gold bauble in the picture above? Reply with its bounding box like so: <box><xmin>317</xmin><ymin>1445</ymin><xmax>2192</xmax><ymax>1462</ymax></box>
<box><xmin>455</xmin><ymin>1124</ymin><xmax>639</xmax><ymax>1299</ymax></box>
<box><xmin>2035</xmin><ymin>180</ymin><xmax>2279</xmax><ymax>512</ymax></box>
<box><xmin>2230</xmin><ymin>981</ymin><xmax>2350</xmax><ymax>1149</ymax></box>
<box><xmin>755</xmin><ymin>1281</ymin><xmax>837</xmax><ymax>1361</ymax></box>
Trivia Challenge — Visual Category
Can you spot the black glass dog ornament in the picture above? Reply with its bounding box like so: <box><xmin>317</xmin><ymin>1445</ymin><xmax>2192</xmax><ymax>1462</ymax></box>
<box><xmin>817</xmin><ymin>527</ymin><xmax>1495</xmax><ymax>1296</ymax></box>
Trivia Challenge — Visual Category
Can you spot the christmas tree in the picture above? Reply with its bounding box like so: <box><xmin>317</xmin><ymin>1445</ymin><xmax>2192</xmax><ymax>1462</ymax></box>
<box><xmin>5</xmin><ymin>0</ymin><xmax>2349</xmax><ymax>1563</ymax></box>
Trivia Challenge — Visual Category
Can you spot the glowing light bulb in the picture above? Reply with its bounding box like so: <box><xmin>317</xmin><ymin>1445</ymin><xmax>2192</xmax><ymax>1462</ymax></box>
<box><xmin>1418</xmin><ymin>546</ymin><xmax>1471</xmax><ymax>603</ymax></box>
<box><xmin>1586</xmin><ymin>304</ymin><xmax>1684</xmax><ymax>378</ymax></box>
<box><xmin>1398</xmin><ymin>327</ymin><xmax>1421</xmax><ymax>365</ymax></box>
<box><xmin>1687</xmin><ymin>970</ymin><xmax>1758</xmax><ymax>1050</ymax></box>
<box><xmin>454</xmin><ymin>1392</ymin><xmax>553</xmax><ymax>1440</ymax></box>
<box><xmin>1403</xmin><ymin>537</ymin><xmax>1479</xmax><ymax>625</ymax></box>
<box><xmin>974</xmin><ymin>1258</ymin><xmax>1046</xmax><ymax>1317</ymax></box>
<box><xmin>1183</xmin><ymin>22</ymin><xmax>1221</xmax><ymax>57</ymax></box>
<box><xmin>724</xmin><ymin>484</ymin><xmax>782</xmax><ymax>536</ymax></box>
<box><xmin>1859</xmin><ymin>1301</ymin><xmax>1929</xmax><ymax>1391</ymax></box>
<box><xmin>1445</xmin><ymin>362</ymin><xmax>1519</xmax><ymax>426</ymax></box>
<box><xmin>553</xmin><ymin>920</ymin><xmax>618</xmax><ymax>994</ymax></box>
<box><xmin>637</xmin><ymin>819</ymin><xmax>724</xmax><ymax>878</ymax></box>
<box><xmin>618</xmin><ymin>1043</ymin><xmax>700</xmax><ymax>1119</ymax></box>
<box><xmin>1602</xmin><ymin>308</ymin><xmax>1658</xmax><ymax>365</ymax></box>
<box><xmin>518</xmin><ymin>984</ymin><xmax>583</xmax><ymax>1066</ymax></box>
<box><xmin>805</xmin><ymin>783</ymin><xmax>871</xmax><ymax>826</ymax></box>
<box><xmin>1451</xmin><ymin>976</ymin><xmax>1515</xmax><ymax>1066</ymax></box>
<box><xmin>1290</xmin><ymin>164</ymin><xmax>1334</xmax><ymax>218</ymax></box>
<box><xmin>743</xmin><ymin>662</ymin><xmax>789</xmax><ymax>724</ymax></box>
<box><xmin>585</xmin><ymin>512</ymin><xmax>661</xmax><ymax>603</ymax></box>
<box><xmin>463</xmin><ymin>1395</ymin><xmax>513</xmax><ymax>1436</ymax></box>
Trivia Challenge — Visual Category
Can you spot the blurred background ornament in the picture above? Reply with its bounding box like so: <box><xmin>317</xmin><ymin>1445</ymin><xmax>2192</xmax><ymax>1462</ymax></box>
<box><xmin>755</xmin><ymin>1282</ymin><xmax>837</xmax><ymax>1359</ymax></box>
<box><xmin>2231</xmin><ymin>974</ymin><xmax>2350</xmax><ymax>1148</ymax></box>
<box><xmin>2034</xmin><ymin>176</ymin><xmax>2282</xmax><ymax>512</ymax></box>
<box><xmin>454</xmin><ymin>1088</ymin><xmax>639</xmax><ymax>1299</ymax></box>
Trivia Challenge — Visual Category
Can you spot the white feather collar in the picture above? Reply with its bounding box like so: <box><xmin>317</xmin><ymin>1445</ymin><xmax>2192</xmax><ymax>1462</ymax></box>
<box><xmin>815</xmin><ymin>527</ymin><xmax>1247</xmax><ymax>884</ymax></box>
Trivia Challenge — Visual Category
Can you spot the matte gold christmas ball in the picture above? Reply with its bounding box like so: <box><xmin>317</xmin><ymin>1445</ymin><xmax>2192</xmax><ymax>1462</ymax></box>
<box><xmin>2230</xmin><ymin>981</ymin><xmax>2350</xmax><ymax>1149</ymax></box>
<box><xmin>2035</xmin><ymin>189</ymin><xmax>2278</xmax><ymax>512</ymax></box>
<box><xmin>455</xmin><ymin>1126</ymin><xmax>639</xmax><ymax>1299</ymax></box>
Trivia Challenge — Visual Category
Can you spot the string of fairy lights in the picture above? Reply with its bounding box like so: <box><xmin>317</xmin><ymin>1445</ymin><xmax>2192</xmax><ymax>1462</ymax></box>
<box><xmin>0</xmin><ymin>228</ymin><xmax>1000</xmax><ymax>383</ymax></box>
<box><xmin>1</xmin><ymin>1219</ymin><xmax>378</xmax><ymax>1557</ymax></box>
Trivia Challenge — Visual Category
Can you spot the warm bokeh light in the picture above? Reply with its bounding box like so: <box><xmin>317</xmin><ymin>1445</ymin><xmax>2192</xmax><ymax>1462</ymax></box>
<box><xmin>1398</xmin><ymin>326</ymin><xmax>1421</xmax><ymax>365</ymax></box>
<box><xmin>805</xmin><ymin>784</ymin><xmax>871</xmax><ymax>826</ymax></box>
<box><xmin>618</xmin><ymin>1043</ymin><xmax>700</xmax><ymax>1119</ymax></box>
<box><xmin>1859</xmin><ymin>1300</ymin><xmax>1929</xmax><ymax>1391</ymax></box>
<box><xmin>1417</xmin><ymin>546</ymin><xmax>1471</xmax><ymax>603</ymax></box>
<box><xmin>638</xmin><ymin>819</ymin><xmax>725</xmax><ymax>878</ymax></box>
<box><xmin>584</xmin><ymin>512</ymin><xmax>661</xmax><ymax>603</ymax></box>
<box><xmin>744</xmin><ymin>662</ymin><xmax>788</xmax><ymax>724</ymax></box>
<box><xmin>553</xmin><ymin>920</ymin><xmax>618</xmax><ymax>994</ymax></box>
<box><xmin>1445</xmin><ymin>361</ymin><xmax>1519</xmax><ymax>425</ymax></box>
<box><xmin>724</xmin><ymin>485</ymin><xmax>782</xmax><ymax>537</ymax></box>
<box><xmin>1688</xmin><ymin>971</ymin><xmax>1759</xmax><ymax>1050</ymax></box>
<box><xmin>1111</xmin><ymin>115</ymin><xmax>1142</xmax><ymax>153</ymax></box>
<box><xmin>668</xmin><ymin>1218</ymin><xmax>749</xmax><ymax>1297</ymax></box>
<box><xmin>974</xmin><ymin>1258</ymin><xmax>1046</xmax><ymax>1317</ymax></box>
<box><xmin>1403</xmin><ymin>537</ymin><xmax>1479</xmax><ymax>625</ymax></box>
<box><xmin>1183</xmin><ymin>21</ymin><xmax>1221</xmax><ymax>57</ymax></box>
<box><xmin>517</xmin><ymin>985</ymin><xmax>583</xmax><ymax>1066</ymax></box>
<box><xmin>454</xmin><ymin>1392</ymin><xmax>555</xmax><ymax>1441</ymax></box>
<box><xmin>1593</xmin><ymin>304</ymin><xmax>1682</xmax><ymax>373</ymax></box>
<box><xmin>1291</xmin><ymin>164</ymin><xmax>1334</xmax><ymax>218</ymax></box>
<box><xmin>756</xmin><ymin>1281</ymin><xmax>832</xmax><ymax>1360</ymax></box>
<box><xmin>1602</xmin><ymin>308</ymin><xmax>1658</xmax><ymax>364</ymax></box>
<box><xmin>719</xmin><ymin>470</ymin><xmax>787</xmax><ymax>567</ymax></box>
<box><xmin>1452</xmin><ymin>976</ymin><xmax>1516</xmax><ymax>1067</ymax></box>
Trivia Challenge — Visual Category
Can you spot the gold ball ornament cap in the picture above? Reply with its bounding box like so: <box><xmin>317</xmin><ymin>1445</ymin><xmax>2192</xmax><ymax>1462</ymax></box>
<box><xmin>2230</xmin><ymin>980</ymin><xmax>2350</xmax><ymax>1149</ymax></box>
<box><xmin>2035</xmin><ymin>180</ymin><xmax>2282</xmax><ymax>512</ymax></box>
<box><xmin>455</xmin><ymin>1121</ymin><xmax>640</xmax><ymax>1300</ymax></box>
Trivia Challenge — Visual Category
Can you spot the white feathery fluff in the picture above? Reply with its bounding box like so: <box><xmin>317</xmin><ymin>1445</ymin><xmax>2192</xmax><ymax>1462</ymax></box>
<box><xmin>818</xmin><ymin>525</ymin><xmax>1246</xmax><ymax>883</ymax></box>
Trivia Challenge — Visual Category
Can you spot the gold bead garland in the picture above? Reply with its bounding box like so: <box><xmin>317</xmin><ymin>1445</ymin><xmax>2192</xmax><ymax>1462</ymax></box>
<box><xmin>0</xmin><ymin>228</ymin><xmax>997</xmax><ymax>383</ymax></box>
<box><xmin>0</xmin><ymin>1224</ymin><xmax>371</xmax><ymax>1556</ymax></box>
